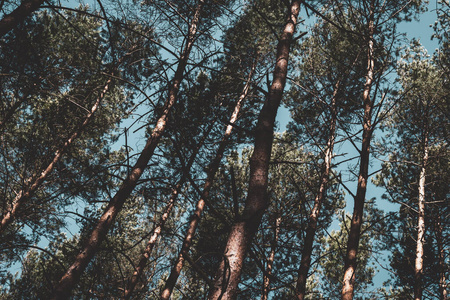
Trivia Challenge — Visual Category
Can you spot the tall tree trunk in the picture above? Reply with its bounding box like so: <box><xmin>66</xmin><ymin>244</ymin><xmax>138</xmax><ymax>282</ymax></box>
<box><xmin>261</xmin><ymin>216</ymin><xmax>281</xmax><ymax>300</ymax></box>
<box><xmin>208</xmin><ymin>2</ymin><xmax>301</xmax><ymax>299</ymax></box>
<box><xmin>341</xmin><ymin>3</ymin><xmax>374</xmax><ymax>300</ymax></box>
<box><xmin>295</xmin><ymin>80</ymin><xmax>339</xmax><ymax>300</ymax></box>
<box><xmin>435</xmin><ymin>215</ymin><xmax>448</xmax><ymax>300</ymax></box>
<box><xmin>414</xmin><ymin>135</ymin><xmax>428</xmax><ymax>300</ymax></box>
<box><xmin>0</xmin><ymin>0</ymin><xmax>45</xmax><ymax>37</ymax></box>
<box><xmin>50</xmin><ymin>2</ymin><xmax>203</xmax><ymax>298</ymax></box>
<box><xmin>0</xmin><ymin>77</ymin><xmax>112</xmax><ymax>234</ymax></box>
<box><xmin>123</xmin><ymin>110</ymin><xmax>215</xmax><ymax>298</ymax></box>
<box><xmin>160</xmin><ymin>64</ymin><xmax>254</xmax><ymax>300</ymax></box>
<box><xmin>123</xmin><ymin>183</ymin><xmax>182</xmax><ymax>299</ymax></box>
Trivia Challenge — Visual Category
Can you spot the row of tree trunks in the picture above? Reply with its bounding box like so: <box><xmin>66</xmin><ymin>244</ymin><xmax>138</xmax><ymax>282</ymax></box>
<box><xmin>49</xmin><ymin>1</ymin><xmax>204</xmax><ymax>298</ymax></box>
<box><xmin>295</xmin><ymin>79</ymin><xmax>340</xmax><ymax>300</ymax></box>
<box><xmin>0</xmin><ymin>76</ymin><xmax>112</xmax><ymax>234</ymax></box>
<box><xmin>341</xmin><ymin>1</ymin><xmax>375</xmax><ymax>299</ymax></box>
<box><xmin>160</xmin><ymin>63</ymin><xmax>255</xmax><ymax>300</ymax></box>
<box><xmin>207</xmin><ymin>2</ymin><xmax>301</xmax><ymax>299</ymax></box>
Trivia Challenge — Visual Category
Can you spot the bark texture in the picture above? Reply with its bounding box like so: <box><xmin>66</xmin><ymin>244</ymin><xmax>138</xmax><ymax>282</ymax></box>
<box><xmin>414</xmin><ymin>135</ymin><xmax>428</xmax><ymax>300</ymax></box>
<box><xmin>0</xmin><ymin>78</ymin><xmax>112</xmax><ymax>234</ymax></box>
<box><xmin>341</xmin><ymin>3</ymin><xmax>374</xmax><ymax>299</ymax></box>
<box><xmin>49</xmin><ymin>1</ymin><xmax>203</xmax><ymax>297</ymax></box>
<box><xmin>208</xmin><ymin>2</ymin><xmax>301</xmax><ymax>299</ymax></box>
<box><xmin>160</xmin><ymin>64</ymin><xmax>254</xmax><ymax>300</ymax></box>
<box><xmin>0</xmin><ymin>0</ymin><xmax>45</xmax><ymax>37</ymax></box>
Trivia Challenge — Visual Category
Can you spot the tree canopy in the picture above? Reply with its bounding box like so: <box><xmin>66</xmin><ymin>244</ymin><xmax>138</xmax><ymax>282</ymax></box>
<box><xmin>0</xmin><ymin>0</ymin><xmax>448</xmax><ymax>299</ymax></box>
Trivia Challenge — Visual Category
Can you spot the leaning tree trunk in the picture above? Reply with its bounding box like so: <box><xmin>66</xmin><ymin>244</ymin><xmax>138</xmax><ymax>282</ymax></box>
<box><xmin>0</xmin><ymin>0</ymin><xmax>45</xmax><ymax>37</ymax></box>
<box><xmin>0</xmin><ymin>77</ymin><xmax>112</xmax><ymax>234</ymax></box>
<box><xmin>123</xmin><ymin>107</ymin><xmax>217</xmax><ymax>298</ymax></box>
<box><xmin>414</xmin><ymin>134</ymin><xmax>429</xmax><ymax>300</ymax></box>
<box><xmin>295</xmin><ymin>79</ymin><xmax>339</xmax><ymax>300</ymax></box>
<box><xmin>261</xmin><ymin>216</ymin><xmax>281</xmax><ymax>300</ymax></box>
<box><xmin>341</xmin><ymin>3</ymin><xmax>374</xmax><ymax>300</ymax></box>
<box><xmin>160</xmin><ymin>64</ymin><xmax>254</xmax><ymax>300</ymax></box>
<box><xmin>208</xmin><ymin>2</ymin><xmax>301</xmax><ymax>299</ymax></box>
<box><xmin>50</xmin><ymin>1</ymin><xmax>203</xmax><ymax>298</ymax></box>
<box><xmin>124</xmin><ymin>183</ymin><xmax>182</xmax><ymax>299</ymax></box>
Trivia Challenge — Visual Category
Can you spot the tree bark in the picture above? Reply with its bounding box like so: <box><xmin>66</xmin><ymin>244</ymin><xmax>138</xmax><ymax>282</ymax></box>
<box><xmin>0</xmin><ymin>0</ymin><xmax>45</xmax><ymax>38</ymax></box>
<box><xmin>414</xmin><ymin>135</ymin><xmax>428</xmax><ymax>300</ymax></box>
<box><xmin>208</xmin><ymin>2</ymin><xmax>301</xmax><ymax>299</ymax></box>
<box><xmin>295</xmin><ymin>80</ymin><xmax>339</xmax><ymax>300</ymax></box>
<box><xmin>341</xmin><ymin>3</ymin><xmax>374</xmax><ymax>299</ymax></box>
<box><xmin>261</xmin><ymin>216</ymin><xmax>281</xmax><ymax>300</ymax></box>
<box><xmin>50</xmin><ymin>1</ymin><xmax>203</xmax><ymax>298</ymax></box>
<box><xmin>0</xmin><ymin>77</ymin><xmax>112</xmax><ymax>234</ymax></box>
<box><xmin>160</xmin><ymin>63</ymin><xmax>254</xmax><ymax>300</ymax></box>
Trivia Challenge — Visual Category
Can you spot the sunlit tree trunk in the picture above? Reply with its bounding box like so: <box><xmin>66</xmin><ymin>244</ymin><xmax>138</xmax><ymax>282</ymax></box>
<box><xmin>208</xmin><ymin>2</ymin><xmax>301</xmax><ymax>299</ymax></box>
<box><xmin>295</xmin><ymin>80</ymin><xmax>339</xmax><ymax>300</ymax></box>
<box><xmin>341</xmin><ymin>2</ymin><xmax>374</xmax><ymax>299</ymax></box>
<box><xmin>0</xmin><ymin>0</ymin><xmax>45</xmax><ymax>37</ymax></box>
<box><xmin>414</xmin><ymin>134</ymin><xmax>428</xmax><ymax>300</ymax></box>
<box><xmin>160</xmin><ymin>64</ymin><xmax>254</xmax><ymax>300</ymax></box>
<box><xmin>261</xmin><ymin>216</ymin><xmax>281</xmax><ymax>300</ymax></box>
<box><xmin>50</xmin><ymin>1</ymin><xmax>203</xmax><ymax>298</ymax></box>
<box><xmin>0</xmin><ymin>77</ymin><xmax>112</xmax><ymax>234</ymax></box>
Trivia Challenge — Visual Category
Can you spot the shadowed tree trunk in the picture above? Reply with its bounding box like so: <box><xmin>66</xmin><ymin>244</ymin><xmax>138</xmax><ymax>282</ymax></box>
<box><xmin>208</xmin><ymin>2</ymin><xmax>301</xmax><ymax>299</ymax></box>
<box><xmin>0</xmin><ymin>77</ymin><xmax>112</xmax><ymax>234</ymax></box>
<box><xmin>123</xmin><ymin>105</ymin><xmax>217</xmax><ymax>298</ymax></box>
<box><xmin>124</xmin><ymin>184</ymin><xmax>182</xmax><ymax>299</ymax></box>
<box><xmin>50</xmin><ymin>1</ymin><xmax>204</xmax><ymax>298</ymax></box>
<box><xmin>414</xmin><ymin>134</ymin><xmax>428</xmax><ymax>300</ymax></box>
<box><xmin>341</xmin><ymin>2</ymin><xmax>374</xmax><ymax>299</ymax></box>
<box><xmin>435</xmin><ymin>215</ymin><xmax>448</xmax><ymax>300</ymax></box>
<box><xmin>0</xmin><ymin>0</ymin><xmax>45</xmax><ymax>37</ymax></box>
<box><xmin>295</xmin><ymin>80</ymin><xmax>339</xmax><ymax>300</ymax></box>
<box><xmin>261</xmin><ymin>216</ymin><xmax>281</xmax><ymax>300</ymax></box>
<box><xmin>160</xmin><ymin>65</ymin><xmax>254</xmax><ymax>300</ymax></box>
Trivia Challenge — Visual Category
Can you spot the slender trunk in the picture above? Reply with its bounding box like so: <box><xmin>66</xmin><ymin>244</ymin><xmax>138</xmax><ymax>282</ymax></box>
<box><xmin>208</xmin><ymin>2</ymin><xmax>301</xmax><ymax>299</ymax></box>
<box><xmin>435</xmin><ymin>216</ymin><xmax>448</xmax><ymax>300</ymax></box>
<box><xmin>414</xmin><ymin>135</ymin><xmax>428</xmax><ymax>300</ymax></box>
<box><xmin>295</xmin><ymin>80</ymin><xmax>339</xmax><ymax>300</ymax></box>
<box><xmin>123</xmin><ymin>183</ymin><xmax>182</xmax><ymax>299</ymax></box>
<box><xmin>50</xmin><ymin>2</ymin><xmax>203</xmax><ymax>298</ymax></box>
<box><xmin>0</xmin><ymin>77</ymin><xmax>112</xmax><ymax>234</ymax></box>
<box><xmin>341</xmin><ymin>4</ymin><xmax>374</xmax><ymax>300</ymax></box>
<box><xmin>124</xmin><ymin>112</ymin><xmax>214</xmax><ymax>298</ymax></box>
<box><xmin>0</xmin><ymin>0</ymin><xmax>45</xmax><ymax>37</ymax></box>
<box><xmin>261</xmin><ymin>216</ymin><xmax>281</xmax><ymax>300</ymax></box>
<box><xmin>160</xmin><ymin>63</ymin><xmax>254</xmax><ymax>300</ymax></box>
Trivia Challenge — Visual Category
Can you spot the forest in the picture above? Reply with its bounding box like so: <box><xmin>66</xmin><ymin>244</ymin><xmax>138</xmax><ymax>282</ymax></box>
<box><xmin>0</xmin><ymin>0</ymin><xmax>448</xmax><ymax>299</ymax></box>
